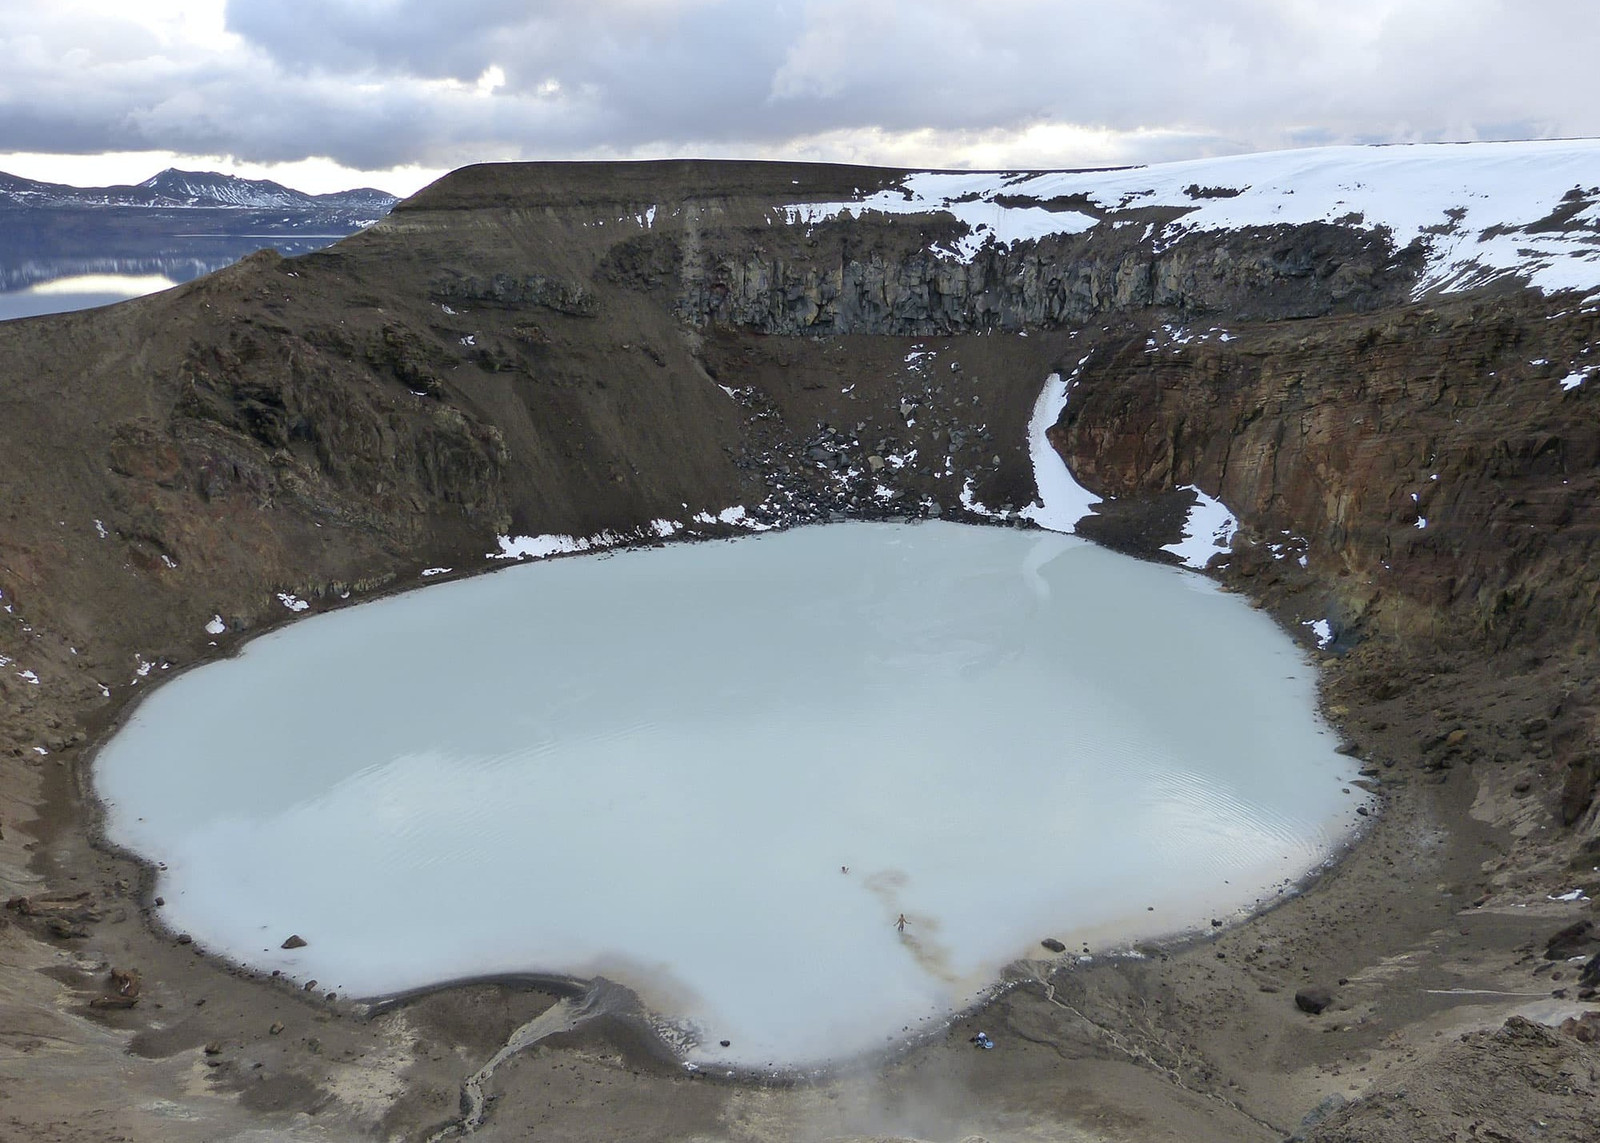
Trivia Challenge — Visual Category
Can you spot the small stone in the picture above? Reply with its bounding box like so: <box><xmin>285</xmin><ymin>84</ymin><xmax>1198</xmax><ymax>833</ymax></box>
<box><xmin>203</xmin><ymin>1041</ymin><xmax>222</xmax><ymax>1055</ymax></box>
<box><xmin>1295</xmin><ymin>986</ymin><xmax>1335</xmax><ymax>1015</ymax></box>
<box><xmin>1445</xmin><ymin>729</ymin><xmax>1469</xmax><ymax>748</ymax></box>
<box><xmin>1040</xmin><ymin>938</ymin><xmax>1066</xmax><ymax>953</ymax></box>
<box><xmin>269</xmin><ymin>1022</ymin><xmax>285</xmax><ymax>1035</ymax></box>
<box><xmin>176</xmin><ymin>933</ymin><xmax>192</xmax><ymax>945</ymax></box>
<box><xmin>719</xmin><ymin>1039</ymin><xmax>731</xmax><ymax>1048</ymax></box>
<box><xmin>153</xmin><ymin>897</ymin><xmax>165</xmax><ymax>907</ymax></box>
<box><xmin>88</xmin><ymin>994</ymin><xmax>139</xmax><ymax>1010</ymax></box>
<box><xmin>281</xmin><ymin>934</ymin><xmax>308</xmax><ymax>950</ymax></box>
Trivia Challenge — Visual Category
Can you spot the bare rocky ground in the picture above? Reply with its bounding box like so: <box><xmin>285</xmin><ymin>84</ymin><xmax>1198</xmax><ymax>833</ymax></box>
<box><xmin>0</xmin><ymin>160</ymin><xmax>1596</xmax><ymax>1141</ymax></box>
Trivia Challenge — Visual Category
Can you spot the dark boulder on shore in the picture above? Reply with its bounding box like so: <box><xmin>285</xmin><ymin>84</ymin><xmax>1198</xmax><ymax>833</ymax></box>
<box><xmin>1295</xmin><ymin>986</ymin><xmax>1335</xmax><ymax>1015</ymax></box>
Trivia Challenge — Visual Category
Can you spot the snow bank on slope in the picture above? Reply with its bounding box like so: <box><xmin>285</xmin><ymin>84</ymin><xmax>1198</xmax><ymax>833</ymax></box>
<box><xmin>783</xmin><ymin>140</ymin><xmax>1600</xmax><ymax>295</ymax></box>
<box><xmin>1163</xmin><ymin>487</ymin><xmax>1240</xmax><ymax>570</ymax></box>
<box><xmin>1019</xmin><ymin>370</ymin><xmax>1099</xmax><ymax>533</ymax></box>
<box><xmin>491</xmin><ymin>507</ymin><xmax>774</xmax><ymax>562</ymax></box>
<box><xmin>786</xmin><ymin>171</ymin><xmax>1098</xmax><ymax>261</ymax></box>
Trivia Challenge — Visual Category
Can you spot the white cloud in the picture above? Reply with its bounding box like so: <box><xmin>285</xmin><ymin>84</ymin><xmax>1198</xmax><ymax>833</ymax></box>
<box><xmin>0</xmin><ymin>0</ymin><xmax>1595</xmax><ymax>193</ymax></box>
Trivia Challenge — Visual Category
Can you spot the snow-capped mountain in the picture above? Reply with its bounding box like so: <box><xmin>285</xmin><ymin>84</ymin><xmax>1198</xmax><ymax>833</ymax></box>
<box><xmin>0</xmin><ymin>167</ymin><xmax>401</xmax><ymax>294</ymax></box>
<box><xmin>0</xmin><ymin>167</ymin><xmax>398</xmax><ymax>214</ymax></box>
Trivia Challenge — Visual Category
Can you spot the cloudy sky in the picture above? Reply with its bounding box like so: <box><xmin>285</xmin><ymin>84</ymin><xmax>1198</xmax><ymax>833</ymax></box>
<box><xmin>1</xmin><ymin>0</ymin><xmax>1596</xmax><ymax>196</ymax></box>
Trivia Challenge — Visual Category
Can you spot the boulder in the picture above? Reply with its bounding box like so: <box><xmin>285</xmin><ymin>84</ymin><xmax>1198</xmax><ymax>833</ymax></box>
<box><xmin>1544</xmin><ymin>920</ymin><xmax>1594</xmax><ymax>960</ymax></box>
<box><xmin>1294</xmin><ymin>986</ymin><xmax>1335</xmax><ymax>1014</ymax></box>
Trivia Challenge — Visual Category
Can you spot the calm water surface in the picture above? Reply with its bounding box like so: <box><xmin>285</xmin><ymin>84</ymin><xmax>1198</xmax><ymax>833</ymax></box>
<box><xmin>95</xmin><ymin>522</ymin><xmax>1365</xmax><ymax>1068</ymax></box>
<box><xmin>0</xmin><ymin>273</ymin><xmax>176</xmax><ymax>320</ymax></box>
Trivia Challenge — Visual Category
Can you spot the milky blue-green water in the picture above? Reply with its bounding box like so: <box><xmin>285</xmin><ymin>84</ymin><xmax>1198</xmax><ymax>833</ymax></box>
<box><xmin>95</xmin><ymin>522</ymin><xmax>1365</xmax><ymax>1069</ymax></box>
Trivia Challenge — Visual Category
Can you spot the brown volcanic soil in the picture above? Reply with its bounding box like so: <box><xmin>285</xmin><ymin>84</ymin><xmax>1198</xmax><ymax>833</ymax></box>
<box><xmin>0</xmin><ymin>160</ymin><xmax>1596</xmax><ymax>1142</ymax></box>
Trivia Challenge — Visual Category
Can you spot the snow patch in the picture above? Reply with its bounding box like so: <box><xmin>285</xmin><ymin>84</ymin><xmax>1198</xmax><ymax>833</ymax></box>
<box><xmin>491</xmin><ymin>533</ymin><xmax>592</xmax><ymax>561</ymax></box>
<box><xmin>421</xmin><ymin>567</ymin><xmax>452</xmax><ymax>578</ymax></box>
<box><xmin>1020</xmin><ymin>370</ymin><xmax>1099</xmax><ymax>532</ymax></box>
<box><xmin>1559</xmin><ymin>368</ymin><xmax>1591</xmax><ymax>392</ymax></box>
<box><xmin>707</xmin><ymin>506</ymin><xmax>775</xmax><ymax>531</ymax></box>
<box><xmin>784</xmin><ymin>171</ymin><xmax>1098</xmax><ymax>262</ymax></box>
<box><xmin>93</xmin><ymin>519</ymin><xmax>108</xmax><ymax>539</ymax></box>
<box><xmin>959</xmin><ymin>478</ymin><xmax>1006</xmax><ymax>520</ymax></box>
<box><xmin>277</xmin><ymin>593</ymin><xmax>311</xmax><ymax>613</ymax></box>
<box><xmin>492</xmin><ymin>508</ymin><xmax>772</xmax><ymax>562</ymax></box>
<box><xmin>1163</xmin><ymin>487</ymin><xmax>1239</xmax><ymax>569</ymax></box>
<box><xmin>204</xmin><ymin>615</ymin><xmax>227</xmax><ymax>635</ymax></box>
<box><xmin>1304</xmin><ymin>619</ymin><xmax>1334</xmax><ymax>649</ymax></box>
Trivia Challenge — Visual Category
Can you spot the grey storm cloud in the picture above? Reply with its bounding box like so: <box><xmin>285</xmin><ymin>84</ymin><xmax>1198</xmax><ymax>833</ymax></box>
<box><xmin>1</xmin><ymin>0</ymin><xmax>1598</xmax><ymax>171</ymax></box>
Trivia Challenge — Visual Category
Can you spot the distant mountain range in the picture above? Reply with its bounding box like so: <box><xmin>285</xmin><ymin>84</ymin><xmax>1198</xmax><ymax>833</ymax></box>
<box><xmin>0</xmin><ymin>167</ymin><xmax>399</xmax><ymax>213</ymax></box>
<box><xmin>0</xmin><ymin>168</ymin><xmax>402</xmax><ymax>294</ymax></box>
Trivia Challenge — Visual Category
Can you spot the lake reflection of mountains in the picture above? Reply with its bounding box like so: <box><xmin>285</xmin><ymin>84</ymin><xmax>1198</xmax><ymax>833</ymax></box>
<box><xmin>0</xmin><ymin>167</ymin><xmax>397</xmax><ymax>294</ymax></box>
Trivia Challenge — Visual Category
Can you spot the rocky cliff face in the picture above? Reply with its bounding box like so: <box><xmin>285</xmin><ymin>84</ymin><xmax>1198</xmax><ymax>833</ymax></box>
<box><xmin>656</xmin><ymin>218</ymin><xmax>1418</xmax><ymax>335</ymax></box>
<box><xmin>1059</xmin><ymin>296</ymin><xmax>1600</xmax><ymax>645</ymax></box>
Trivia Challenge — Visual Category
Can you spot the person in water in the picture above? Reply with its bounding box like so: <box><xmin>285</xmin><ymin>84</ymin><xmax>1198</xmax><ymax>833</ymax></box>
<box><xmin>895</xmin><ymin>913</ymin><xmax>908</xmax><ymax>932</ymax></box>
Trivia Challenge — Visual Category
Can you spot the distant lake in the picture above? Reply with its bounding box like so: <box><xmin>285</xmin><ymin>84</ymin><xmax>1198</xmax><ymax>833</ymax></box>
<box><xmin>0</xmin><ymin>272</ymin><xmax>179</xmax><ymax>320</ymax></box>
<box><xmin>0</xmin><ymin>206</ymin><xmax>373</xmax><ymax>318</ymax></box>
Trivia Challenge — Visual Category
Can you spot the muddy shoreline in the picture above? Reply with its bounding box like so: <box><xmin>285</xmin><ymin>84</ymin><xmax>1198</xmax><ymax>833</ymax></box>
<box><xmin>4</xmin><ymin>522</ymin><xmax>1593</xmax><ymax>1142</ymax></box>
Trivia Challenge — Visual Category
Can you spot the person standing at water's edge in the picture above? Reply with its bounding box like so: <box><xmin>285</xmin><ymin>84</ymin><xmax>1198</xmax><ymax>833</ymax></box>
<box><xmin>896</xmin><ymin>913</ymin><xmax>908</xmax><ymax>933</ymax></box>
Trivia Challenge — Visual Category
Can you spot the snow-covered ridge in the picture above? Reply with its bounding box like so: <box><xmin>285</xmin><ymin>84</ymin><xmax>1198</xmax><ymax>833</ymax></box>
<box><xmin>0</xmin><ymin>167</ymin><xmax>398</xmax><ymax>213</ymax></box>
<box><xmin>782</xmin><ymin>140</ymin><xmax>1600</xmax><ymax>297</ymax></box>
